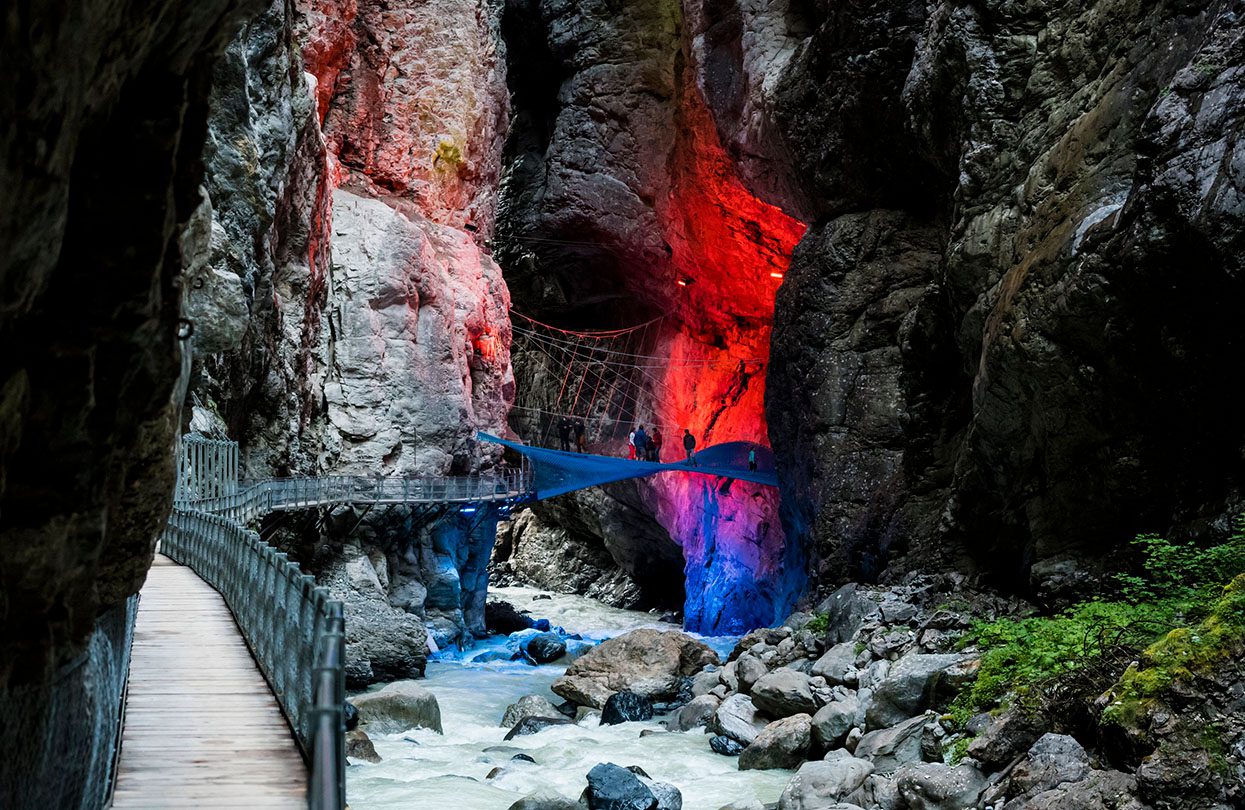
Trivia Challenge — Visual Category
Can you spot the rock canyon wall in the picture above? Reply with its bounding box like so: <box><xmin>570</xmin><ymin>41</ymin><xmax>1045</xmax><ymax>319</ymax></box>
<box><xmin>182</xmin><ymin>0</ymin><xmax>516</xmax><ymax>676</ymax></box>
<box><xmin>763</xmin><ymin>0</ymin><xmax>1245</xmax><ymax>602</ymax></box>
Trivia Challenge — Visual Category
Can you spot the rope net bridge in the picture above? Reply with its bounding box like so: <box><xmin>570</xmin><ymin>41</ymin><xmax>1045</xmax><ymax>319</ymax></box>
<box><xmin>508</xmin><ymin>311</ymin><xmax>768</xmax><ymax>454</ymax></box>
<box><xmin>480</xmin><ymin>432</ymin><xmax>778</xmax><ymax>499</ymax></box>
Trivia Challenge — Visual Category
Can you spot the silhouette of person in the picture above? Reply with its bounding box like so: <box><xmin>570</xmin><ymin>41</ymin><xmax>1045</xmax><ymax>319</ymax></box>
<box><xmin>575</xmin><ymin>419</ymin><xmax>586</xmax><ymax>453</ymax></box>
<box><xmin>558</xmin><ymin>417</ymin><xmax>571</xmax><ymax>451</ymax></box>
<box><xmin>650</xmin><ymin>427</ymin><xmax>663</xmax><ymax>462</ymax></box>
<box><xmin>748</xmin><ymin>447</ymin><xmax>757</xmax><ymax>472</ymax></box>
<box><xmin>683</xmin><ymin>429</ymin><xmax>696</xmax><ymax>465</ymax></box>
<box><xmin>633</xmin><ymin>425</ymin><xmax>649</xmax><ymax>460</ymax></box>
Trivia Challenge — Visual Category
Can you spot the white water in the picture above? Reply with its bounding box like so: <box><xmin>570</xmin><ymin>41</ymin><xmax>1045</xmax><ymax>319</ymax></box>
<box><xmin>347</xmin><ymin>586</ymin><xmax>792</xmax><ymax>809</ymax></box>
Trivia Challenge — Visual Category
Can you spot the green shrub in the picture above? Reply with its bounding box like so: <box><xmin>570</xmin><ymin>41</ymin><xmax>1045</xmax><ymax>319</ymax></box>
<box><xmin>949</xmin><ymin>518</ymin><xmax>1245</xmax><ymax>725</ymax></box>
<box><xmin>804</xmin><ymin>613</ymin><xmax>829</xmax><ymax>636</ymax></box>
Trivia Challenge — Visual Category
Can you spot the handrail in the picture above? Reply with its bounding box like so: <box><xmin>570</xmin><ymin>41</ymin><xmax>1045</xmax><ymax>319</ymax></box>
<box><xmin>160</xmin><ymin>508</ymin><xmax>346</xmax><ymax>810</ymax></box>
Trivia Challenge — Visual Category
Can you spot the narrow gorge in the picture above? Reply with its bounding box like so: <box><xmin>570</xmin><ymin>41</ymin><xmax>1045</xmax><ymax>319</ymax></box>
<box><xmin>2</xmin><ymin>0</ymin><xmax>1244</xmax><ymax>808</ymax></box>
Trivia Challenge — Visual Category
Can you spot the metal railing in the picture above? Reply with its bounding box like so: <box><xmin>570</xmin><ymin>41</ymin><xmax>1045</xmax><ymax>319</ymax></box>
<box><xmin>160</xmin><ymin>508</ymin><xmax>345</xmax><ymax>810</ymax></box>
<box><xmin>180</xmin><ymin>469</ymin><xmax>534</xmax><ymax>523</ymax></box>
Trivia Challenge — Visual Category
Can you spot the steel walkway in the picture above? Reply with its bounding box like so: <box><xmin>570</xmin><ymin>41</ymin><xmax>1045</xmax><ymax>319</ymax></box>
<box><xmin>111</xmin><ymin>555</ymin><xmax>307</xmax><ymax>809</ymax></box>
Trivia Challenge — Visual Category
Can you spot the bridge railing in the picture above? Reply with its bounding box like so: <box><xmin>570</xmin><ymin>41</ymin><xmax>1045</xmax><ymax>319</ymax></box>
<box><xmin>179</xmin><ymin>469</ymin><xmax>533</xmax><ymax>519</ymax></box>
<box><xmin>160</xmin><ymin>508</ymin><xmax>345</xmax><ymax>810</ymax></box>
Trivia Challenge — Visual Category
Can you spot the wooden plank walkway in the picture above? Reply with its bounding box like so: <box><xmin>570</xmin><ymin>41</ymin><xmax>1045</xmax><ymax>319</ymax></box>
<box><xmin>112</xmin><ymin>555</ymin><xmax>307</xmax><ymax>809</ymax></box>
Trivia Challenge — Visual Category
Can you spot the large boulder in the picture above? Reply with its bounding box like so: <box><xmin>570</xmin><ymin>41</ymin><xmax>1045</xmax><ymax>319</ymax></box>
<box><xmin>583</xmin><ymin>763</ymin><xmax>681</xmax><ymax>810</ymax></box>
<box><xmin>751</xmin><ymin>668</ymin><xmax>819</xmax><ymax>718</ymax></box>
<box><xmin>710</xmin><ymin>694</ymin><xmax>770</xmax><ymax>745</ymax></box>
<box><xmin>668</xmin><ymin>694</ymin><xmax>720</xmax><ymax>731</ymax></box>
<box><xmin>739</xmin><ymin>714</ymin><xmax>814</xmax><ymax>771</ymax></box>
<box><xmin>812</xmin><ymin>696</ymin><xmax>860</xmax><ymax>749</ymax></box>
<box><xmin>501</xmin><ymin>695</ymin><xmax>563</xmax><ymax>728</ymax></box>
<box><xmin>865</xmin><ymin>653</ymin><xmax>970</xmax><ymax>729</ymax></box>
<box><xmin>811</xmin><ymin>643</ymin><xmax>858</xmax><ymax>685</ymax></box>
<box><xmin>350</xmin><ymin>681</ymin><xmax>443</xmax><ymax>734</ymax></box>
<box><xmin>552</xmin><ymin>629</ymin><xmax>720</xmax><ymax>708</ymax></box>
<box><xmin>814</xmin><ymin>585</ymin><xmax>882</xmax><ymax>644</ymax></box>
<box><xmin>736</xmin><ymin>654</ymin><xmax>769</xmax><ymax>694</ymax></box>
<box><xmin>777</xmin><ymin>754</ymin><xmax>875</xmax><ymax>809</ymax></box>
<box><xmin>1003</xmin><ymin>769</ymin><xmax>1145</xmax><ymax>810</ymax></box>
<box><xmin>966</xmin><ymin>708</ymin><xmax>1046</xmax><ymax>769</ymax></box>
<box><xmin>711</xmin><ymin>735</ymin><xmax>746</xmax><ymax>756</ymax></box>
<box><xmin>1007</xmin><ymin>734</ymin><xmax>1092</xmax><ymax>799</ymax></box>
<box><xmin>509</xmin><ymin>792</ymin><xmax>581</xmax><ymax>810</ymax></box>
<box><xmin>853</xmin><ymin>715</ymin><xmax>929</xmax><ymax>775</ymax></box>
<box><xmin>894</xmin><ymin>762</ymin><xmax>986</xmax><ymax>810</ymax></box>
<box><xmin>602</xmin><ymin>691</ymin><xmax>655</xmax><ymax>725</ymax></box>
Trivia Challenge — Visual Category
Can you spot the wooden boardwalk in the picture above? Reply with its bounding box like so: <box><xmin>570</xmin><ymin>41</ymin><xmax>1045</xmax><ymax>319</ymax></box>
<box><xmin>112</xmin><ymin>555</ymin><xmax>307</xmax><ymax>808</ymax></box>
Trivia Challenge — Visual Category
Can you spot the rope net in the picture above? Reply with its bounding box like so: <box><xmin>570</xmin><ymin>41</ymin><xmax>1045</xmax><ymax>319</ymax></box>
<box><xmin>508</xmin><ymin>310</ymin><xmax>766</xmax><ymax>454</ymax></box>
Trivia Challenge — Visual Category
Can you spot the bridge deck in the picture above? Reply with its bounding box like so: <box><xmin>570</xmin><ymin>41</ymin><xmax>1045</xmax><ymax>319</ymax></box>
<box><xmin>112</xmin><ymin>555</ymin><xmax>306</xmax><ymax>808</ymax></box>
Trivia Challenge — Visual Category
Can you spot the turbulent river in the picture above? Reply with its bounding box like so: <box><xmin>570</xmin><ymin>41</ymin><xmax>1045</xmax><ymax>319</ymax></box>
<box><xmin>347</xmin><ymin>586</ymin><xmax>793</xmax><ymax>809</ymax></box>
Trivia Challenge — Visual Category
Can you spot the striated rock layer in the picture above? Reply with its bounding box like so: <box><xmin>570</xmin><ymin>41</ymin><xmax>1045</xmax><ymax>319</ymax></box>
<box><xmin>765</xmin><ymin>0</ymin><xmax>1245</xmax><ymax>598</ymax></box>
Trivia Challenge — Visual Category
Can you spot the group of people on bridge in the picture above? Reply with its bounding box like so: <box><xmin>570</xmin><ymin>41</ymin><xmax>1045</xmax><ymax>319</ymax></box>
<box><xmin>627</xmin><ymin>425</ymin><xmax>700</xmax><ymax>466</ymax></box>
<box><xmin>557</xmin><ymin>416</ymin><xmax>588</xmax><ymax>453</ymax></box>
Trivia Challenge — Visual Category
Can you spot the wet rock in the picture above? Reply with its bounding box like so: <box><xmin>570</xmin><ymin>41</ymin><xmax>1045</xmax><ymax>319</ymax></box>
<box><xmin>583</xmin><ymin>763</ymin><xmax>681</xmax><ymax>810</ymax></box>
<box><xmin>894</xmin><ymin>762</ymin><xmax>986</xmax><ymax>809</ymax></box>
<box><xmin>668</xmin><ymin>694</ymin><xmax>720</xmax><ymax>732</ymax></box>
<box><xmin>751</xmin><ymin>668</ymin><xmax>818</xmax><ymax>718</ymax></box>
<box><xmin>509</xmin><ymin>791</ymin><xmax>581</xmax><ymax>810</ymax></box>
<box><xmin>812</xmin><ymin>696</ymin><xmax>860</xmax><ymax>749</ymax></box>
<box><xmin>777</xmin><ymin>753</ymin><xmax>875</xmax><ymax>809</ymax></box>
<box><xmin>487</xmin><ymin>601</ymin><xmax>535</xmax><ymax>634</ymax></box>
<box><xmin>854</xmin><ymin>715</ymin><xmax>930</xmax><ymax>775</ymax></box>
<box><xmin>710</xmin><ymin>735</ymin><xmax>746</xmax><ymax>756</ymax></box>
<box><xmin>504</xmin><ymin>716</ymin><xmax>576</xmax><ymax>740</ymax></box>
<box><xmin>602</xmin><ymin>691</ymin><xmax>655</xmax><ymax>725</ymax></box>
<box><xmin>350</xmin><ymin>681</ymin><xmax>442</xmax><ymax>734</ymax></box>
<box><xmin>710</xmin><ymin>694</ymin><xmax>770</xmax><ymax>745</ymax></box>
<box><xmin>692</xmin><ymin>669</ymin><xmax>722</xmax><ymax>697</ymax></box>
<box><xmin>346</xmin><ymin>729</ymin><xmax>381</xmax><ymax>763</ymax></box>
<box><xmin>512</xmin><ymin>753</ymin><xmax>537</xmax><ymax>763</ymax></box>
<box><xmin>718</xmin><ymin>801</ymin><xmax>764</xmax><ymax>810</ymax></box>
<box><xmin>501</xmin><ymin>695</ymin><xmax>563</xmax><ymax>729</ymax></box>
<box><xmin>1007</xmin><ymin>734</ymin><xmax>1092</xmax><ymax>798</ymax></box>
<box><xmin>526</xmin><ymin>632</ymin><xmax>568</xmax><ymax>665</ymax></box>
<box><xmin>966</xmin><ymin>708</ymin><xmax>1046</xmax><ymax>769</ymax></box>
<box><xmin>811</xmin><ymin>643</ymin><xmax>859</xmax><ymax>685</ymax></box>
<box><xmin>740</xmin><ymin>714</ymin><xmax>814</xmax><ymax>771</ymax></box>
<box><xmin>552</xmin><ymin>629</ymin><xmax>719</xmax><ymax>709</ymax></box>
<box><xmin>344</xmin><ymin>701</ymin><xmax>360</xmax><ymax>731</ymax></box>
<box><xmin>865</xmin><ymin>653</ymin><xmax>969</xmax><ymax>729</ymax></box>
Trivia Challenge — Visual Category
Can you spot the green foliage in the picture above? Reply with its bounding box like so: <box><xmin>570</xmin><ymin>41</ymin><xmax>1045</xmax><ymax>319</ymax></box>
<box><xmin>1103</xmin><ymin>573</ymin><xmax>1245</xmax><ymax>726</ymax></box>
<box><xmin>950</xmin><ymin>519</ymin><xmax>1245</xmax><ymax>725</ymax></box>
<box><xmin>804</xmin><ymin>613</ymin><xmax>830</xmax><ymax>636</ymax></box>
<box><xmin>946</xmin><ymin>736</ymin><xmax>973</xmax><ymax>766</ymax></box>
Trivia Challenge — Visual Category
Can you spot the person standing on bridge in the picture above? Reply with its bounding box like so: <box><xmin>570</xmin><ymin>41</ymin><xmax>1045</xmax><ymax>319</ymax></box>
<box><xmin>633</xmin><ymin>425</ymin><xmax>649</xmax><ymax>460</ymax></box>
<box><xmin>628</xmin><ymin>428</ymin><xmax>637</xmax><ymax>459</ymax></box>
<box><xmin>683</xmin><ymin>428</ymin><xmax>697</xmax><ymax>466</ymax></box>
<box><xmin>558</xmin><ymin>417</ymin><xmax>572</xmax><ymax>451</ymax></box>
<box><xmin>748</xmin><ymin>447</ymin><xmax>757</xmax><ymax>472</ymax></box>
<box><xmin>650</xmin><ymin>427</ymin><xmax>663</xmax><ymax>462</ymax></box>
<box><xmin>575</xmin><ymin>418</ymin><xmax>586</xmax><ymax>452</ymax></box>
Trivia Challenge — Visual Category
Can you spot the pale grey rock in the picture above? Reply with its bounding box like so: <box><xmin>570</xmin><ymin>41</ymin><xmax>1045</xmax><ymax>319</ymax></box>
<box><xmin>501</xmin><ymin>695</ymin><xmax>563</xmax><ymax>729</ymax></box>
<box><xmin>854</xmin><ymin>715</ymin><xmax>930</xmax><ymax>775</ymax></box>
<box><xmin>740</xmin><ymin>714</ymin><xmax>813</xmax><ymax>771</ymax></box>
<box><xmin>351</xmin><ymin>681</ymin><xmax>443</xmax><ymax>734</ymax></box>
<box><xmin>737</xmin><ymin>653</ymin><xmax>769</xmax><ymax>695</ymax></box>
<box><xmin>865</xmin><ymin>653</ymin><xmax>968</xmax><ymax>729</ymax></box>
<box><xmin>778</xmin><ymin>755</ymin><xmax>875</xmax><ymax>810</ymax></box>
<box><xmin>668</xmin><ymin>694</ymin><xmax>720</xmax><ymax>732</ymax></box>
<box><xmin>751</xmin><ymin>668</ymin><xmax>818</xmax><ymax>718</ymax></box>
<box><xmin>894</xmin><ymin>762</ymin><xmax>986</xmax><ymax>810</ymax></box>
<box><xmin>812</xmin><ymin>696</ymin><xmax>860</xmax><ymax>749</ymax></box>
<box><xmin>508</xmin><ymin>792</ymin><xmax>580</xmax><ymax>810</ymax></box>
<box><xmin>552</xmin><ymin>629</ymin><xmax>719</xmax><ymax>708</ymax></box>
<box><xmin>1007</xmin><ymin>734</ymin><xmax>1092</xmax><ymax>799</ymax></box>
<box><xmin>710</xmin><ymin>693</ymin><xmax>769</xmax><ymax>746</ymax></box>
<box><xmin>811</xmin><ymin>643</ymin><xmax>858</xmax><ymax>685</ymax></box>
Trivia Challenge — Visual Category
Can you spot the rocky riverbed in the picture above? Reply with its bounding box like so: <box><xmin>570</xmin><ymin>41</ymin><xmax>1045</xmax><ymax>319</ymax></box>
<box><xmin>341</xmin><ymin>576</ymin><xmax>1174</xmax><ymax>810</ymax></box>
